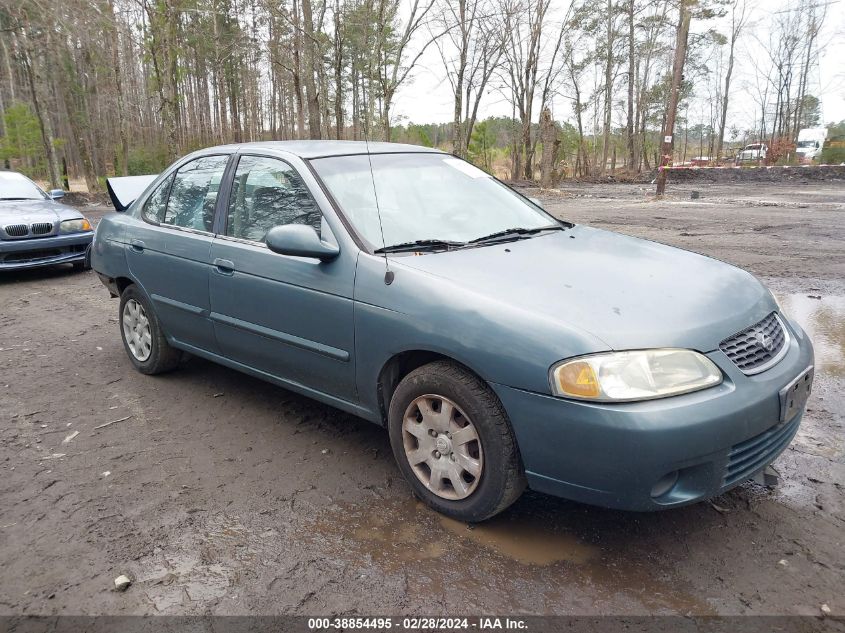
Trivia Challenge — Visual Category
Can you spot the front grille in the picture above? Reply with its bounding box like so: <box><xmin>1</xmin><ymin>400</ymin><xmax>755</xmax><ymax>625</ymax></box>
<box><xmin>30</xmin><ymin>222</ymin><xmax>53</xmax><ymax>235</ymax></box>
<box><xmin>719</xmin><ymin>312</ymin><xmax>787</xmax><ymax>374</ymax></box>
<box><xmin>722</xmin><ymin>416</ymin><xmax>801</xmax><ymax>487</ymax></box>
<box><xmin>4</xmin><ymin>224</ymin><xmax>28</xmax><ymax>237</ymax></box>
<box><xmin>0</xmin><ymin>244</ymin><xmax>85</xmax><ymax>264</ymax></box>
<box><xmin>1</xmin><ymin>249</ymin><xmax>62</xmax><ymax>263</ymax></box>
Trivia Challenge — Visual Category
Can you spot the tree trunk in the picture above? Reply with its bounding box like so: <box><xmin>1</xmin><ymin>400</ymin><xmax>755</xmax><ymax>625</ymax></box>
<box><xmin>716</xmin><ymin>45</ymin><xmax>734</xmax><ymax>161</ymax></box>
<box><xmin>20</xmin><ymin>29</ymin><xmax>61</xmax><ymax>188</ymax></box>
<box><xmin>451</xmin><ymin>0</ymin><xmax>468</xmax><ymax>157</ymax></box>
<box><xmin>656</xmin><ymin>0</ymin><xmax>692</xmax><ymax>196</ymax></box>
<box><xmin>539</xmin><ymin>108</ymin><xmax>559</xmax><ymax>188</ymax></box>
<box><xmin>600</xmin><ymin>0</ymin><xmax>614</xmax><ymax>175</ymax></box>
<box><xmin>301</xmin><ymin>0</ymin><xmax>322</xmax><ymax>138</ymax></box>
<box><xmin>382</xmin><ymin>89</ymin><xmax>393</xmax><ymax>142</ymax></box>
<box><xmin>109</xmin><ymin>0</ymin><xmax>129</xmax><ymax>175</ymax></box>
<box><xmin>626</xmin><ymin>0</ymin><xmax>635</xmax><ymax>170</ymax></box>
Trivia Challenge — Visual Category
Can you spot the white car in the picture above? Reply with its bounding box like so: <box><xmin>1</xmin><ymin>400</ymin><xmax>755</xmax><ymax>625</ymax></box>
<box><xmin>736</xmin><ymin>143</ymin><xmax>768</xmax><ymax>164</ymax></box>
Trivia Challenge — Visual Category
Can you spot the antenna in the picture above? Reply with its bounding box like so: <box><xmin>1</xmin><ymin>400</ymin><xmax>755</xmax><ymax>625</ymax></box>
<box><xmin>361</xmin><ymin>5</ymin><xmax>393</xmax><ymax>285</ymax></box>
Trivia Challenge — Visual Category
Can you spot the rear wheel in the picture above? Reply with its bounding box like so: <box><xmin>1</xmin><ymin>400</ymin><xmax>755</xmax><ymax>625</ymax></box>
<box><xmin>388</xmin><ymin>360</ymin><xmax>525</xmax><ymax>522</ymax></box>
<box><xmin>119</xmin><ymin>285</ymin><xmax>180</xmax><ymax>375</ymax></box>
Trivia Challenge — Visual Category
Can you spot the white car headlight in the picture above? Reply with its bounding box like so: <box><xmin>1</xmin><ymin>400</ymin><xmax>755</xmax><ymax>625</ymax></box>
<box><xmin>550</xmin><ymin>349</ymin><xmax>723</xmax><ymax>402</ymax></box>
<box><xmin>60</xmin><ymin>218</ymin><xmax>92</xmax><ymax>233</ymax></box>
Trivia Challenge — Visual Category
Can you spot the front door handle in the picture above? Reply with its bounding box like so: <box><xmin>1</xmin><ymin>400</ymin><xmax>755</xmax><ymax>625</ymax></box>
<box><xmin>213</xmin><ymin>258</ymin><xmax>235</xmax><ymax>275</ymax></box>
<box><xmin>129</xmin><ymin>239</ymin><xmax>145</xmax><ymax>252</ymax></box>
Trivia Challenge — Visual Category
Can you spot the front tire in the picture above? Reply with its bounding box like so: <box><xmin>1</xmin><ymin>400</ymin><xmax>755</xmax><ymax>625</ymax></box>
<box><xmin>388</xmin><ymin>360</ymin><xmax>526</xmax><ymax>522</ymax></box>
<box><xmin>119</xmin><ymin>285</ymin><xmax>180</xmax><ymax>375</ymax></box>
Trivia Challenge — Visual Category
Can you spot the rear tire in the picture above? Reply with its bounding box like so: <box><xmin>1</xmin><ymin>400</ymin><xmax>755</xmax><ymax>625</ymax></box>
<box><xmin>119</xmin><ymin>285</ymin><xmax>180</xmax><ymax>375</ymax></box>
<box><xmin>388</xmin><ymin>360</ymin><xmax>526</xmax><ymax>522</ymax></box>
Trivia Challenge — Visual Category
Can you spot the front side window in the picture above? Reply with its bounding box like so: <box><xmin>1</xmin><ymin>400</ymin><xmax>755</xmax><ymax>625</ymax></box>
<box><xmin>163</xmin><ymin>155</ymin><xmax>229</xmax><ymax>231</ymax></box>
<box><xmin>226</xmin><ymin>155</ymin><xmax>322</xmax><ymax>242</ymax></box>
<box><xmin>309</xmin><ymin>153</ymin><xmax>554</xmax><ymax>248</ymax></box>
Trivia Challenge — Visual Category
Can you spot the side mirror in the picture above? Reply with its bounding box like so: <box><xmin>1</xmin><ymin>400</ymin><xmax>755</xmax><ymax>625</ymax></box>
<box><xmin>265</xmin><ymin>224</ymin><xmax>340</xmax><ymax>261</ymax></box>
<box><xmin>528</xmin><ymin>196</ymin><xmax>544</xmax><ymax>209</ymax></box>
<box><xmin>49</xmin><ymin>189</ymin><xmax>65</xmax><ymax>200</ymax></box>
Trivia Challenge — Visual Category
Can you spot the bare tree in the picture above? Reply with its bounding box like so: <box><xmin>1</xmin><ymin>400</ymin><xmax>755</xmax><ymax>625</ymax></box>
<box><xmin>373</xmin><ymin>0</ymin><xmax>443</xmax><ymax>141</ymax></box>
<box><xmin>499</xmin><ymin>0</ymin><xmax>550</xmax><ymax>179</ymax></box>
<box><xmin>714</xmin><ymin>0</ymin><xmax>748</xmax><ymax>161</ymax></box>
<box><xmin>435</xmin><ymin>0</ymin><xmax>504</xmax><ymax>158</ymax></box>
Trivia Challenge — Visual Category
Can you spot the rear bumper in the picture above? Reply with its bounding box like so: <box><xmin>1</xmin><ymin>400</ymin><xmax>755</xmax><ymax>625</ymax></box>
<box><xmin>0</xmin><ymin>232</ymin><xmax>93</xmax><ymax>270</ymax></box>
<box><xmin>491</xmin><ymin>317</ymin><xmax>815</xmax><ymax>511</ymax></box>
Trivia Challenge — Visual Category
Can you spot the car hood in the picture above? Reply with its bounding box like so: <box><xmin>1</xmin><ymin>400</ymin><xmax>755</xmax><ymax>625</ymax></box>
<box><xmin>390</xmin><ymin>225</ymin><xmax>775</xmax><ymax>353</ymax></box>
<box><xmin>0</xmin><ymin>199</ymin><xmax>82</xmax><ymax>226</ymax></box>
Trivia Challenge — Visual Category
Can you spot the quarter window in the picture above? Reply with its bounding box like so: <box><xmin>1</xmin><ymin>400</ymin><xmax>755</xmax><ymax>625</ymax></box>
<box><xmin>163</xmin><ymin>155</ymin><xmax>229</xmax><ymax>232</ymax></box>
<box><xmin>226</xmin><ymin>155</ymin><xmax>322</xmax><ymax>242</ymax></box>
<box><xmin>142</xmin><ymin>174</ymin><xmax>173</xmax><ymax>223</ymax></box>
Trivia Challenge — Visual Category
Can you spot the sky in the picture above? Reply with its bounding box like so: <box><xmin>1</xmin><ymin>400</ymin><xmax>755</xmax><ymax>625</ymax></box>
<box><xmin>390</xmin><ymin>0</ymin><xmax>845</xmax><ymax>131</ymax></box>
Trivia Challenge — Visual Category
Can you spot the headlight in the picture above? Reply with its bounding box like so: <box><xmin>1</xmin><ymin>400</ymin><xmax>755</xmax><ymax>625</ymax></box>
<box><xmin>550</xmin><ymin>349</ymin><xmax>723</xmax><ymax>402</ymax></box>
<box><xmin>60</xmin><ymin>219</ymin><xmax>92</xmax><ymax>233</ymax></box>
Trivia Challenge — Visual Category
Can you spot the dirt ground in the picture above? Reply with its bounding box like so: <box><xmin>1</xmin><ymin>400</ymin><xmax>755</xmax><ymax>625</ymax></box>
<box><xmin>0</xmin><ymin>181</ymin><xmax>843</xmax><ymax>617</ymax></box>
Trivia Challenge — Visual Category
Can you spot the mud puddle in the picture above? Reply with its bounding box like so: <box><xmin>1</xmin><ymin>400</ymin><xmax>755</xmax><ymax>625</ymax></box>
<box><xmin>306</xmin><ymin>497</ymin><xmax>712</xmax><ymax>614</ymax></box>
<box><xmin>311</xmin><ymin>497</ymin><xmax>597</xmax><ymax>569</ymax></box>
<box><xmin>775</xmin><ymin>293</ymin><xmax>845</xmax><ymax>377</ymax></box>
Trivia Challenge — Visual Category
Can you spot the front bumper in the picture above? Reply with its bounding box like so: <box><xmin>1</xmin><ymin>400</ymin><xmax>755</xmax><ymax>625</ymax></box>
<box><xmin>492</xmin><ymin>316</ymin><xmax>815</xmax><ymax>511</ymax></box>
<box><xmin>0</xmin><ymin>231</ymin><xmax>93</xmax><ymax>270</ymax></box>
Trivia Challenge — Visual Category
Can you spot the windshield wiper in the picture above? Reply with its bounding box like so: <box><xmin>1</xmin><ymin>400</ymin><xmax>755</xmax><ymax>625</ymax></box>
<box><xmin>374</xmin><ymin>239</ymin><xmax>466</xmax><ymax>254</ymax></box>
<box><xmin>467</xmin><ymin>225</ymin><xmax>564</xmax><ymax>245</ymax></box>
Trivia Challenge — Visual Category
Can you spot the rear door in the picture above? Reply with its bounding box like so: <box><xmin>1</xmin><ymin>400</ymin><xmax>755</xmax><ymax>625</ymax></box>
<box><xmin>208</xmin><ymin>154</ymin><xmax>357</xmax><ymax>401</ymax></box>
<box><xmin>126</xmin><ymin>154</ymin><xmax>230</xmax><ymax>353</ymax></box>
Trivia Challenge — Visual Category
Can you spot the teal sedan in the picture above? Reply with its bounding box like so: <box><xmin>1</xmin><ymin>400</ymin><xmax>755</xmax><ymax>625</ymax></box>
<box><xmin>92</xmin><ymin>142</ymin><xmax>814</xmax><ymax>521</ymax></box>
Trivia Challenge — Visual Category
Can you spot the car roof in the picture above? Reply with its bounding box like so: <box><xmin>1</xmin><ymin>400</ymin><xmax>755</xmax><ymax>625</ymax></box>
<box><xmin>195</xmin><ymin>140</ymin><xmax>443</xmax><ymax>159</ymax></box>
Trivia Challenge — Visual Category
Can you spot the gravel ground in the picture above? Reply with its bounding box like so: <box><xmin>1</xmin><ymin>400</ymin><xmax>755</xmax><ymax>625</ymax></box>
<box><xmin>0</xmin><ymin>181</ymin><xmax>843</xmax><ymax>617</ymax></box>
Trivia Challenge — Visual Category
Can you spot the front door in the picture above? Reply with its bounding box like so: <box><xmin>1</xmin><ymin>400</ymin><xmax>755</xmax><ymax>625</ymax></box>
<box><xmin>126</xmin><ymin>154</ymin><xmax>230</xmax><ymax>353</ymax></box>
<box><xmin>208</xmin><ymin>154</ymin><xmax>357</xmax><ymax>401</ymax></box>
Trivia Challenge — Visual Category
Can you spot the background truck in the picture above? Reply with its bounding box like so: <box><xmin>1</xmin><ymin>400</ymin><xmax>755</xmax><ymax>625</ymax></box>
<box><xmin>795</xmin><ymin>127</ymin><xmax>828</xmax><ymax>163</ymax></box>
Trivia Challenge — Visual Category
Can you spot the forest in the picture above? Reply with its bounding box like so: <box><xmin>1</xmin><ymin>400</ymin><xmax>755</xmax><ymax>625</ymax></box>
<box><xmin>0</xmin><ymin>0</ymin><xmax>833</xmax><ymax>191</ymax></box>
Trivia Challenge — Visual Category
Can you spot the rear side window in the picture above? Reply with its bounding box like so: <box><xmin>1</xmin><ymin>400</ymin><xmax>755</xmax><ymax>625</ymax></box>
<box><xmin>163</xmin><ymin>155</ymin><xmax>230</xmax><ymax>232</ymax></box>
<box><xmin>141</xmin><ymin>175</ymin><xmax>173</xmax><ymax>223</ymax></box>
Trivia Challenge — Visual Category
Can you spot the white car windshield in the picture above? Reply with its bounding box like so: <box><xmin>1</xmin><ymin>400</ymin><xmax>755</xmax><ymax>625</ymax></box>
<box><xmin>0</xmin><ymin>172</ymin><xmax>48</xmax><ymax>201</ymax></box>
<box><xmin>310</xmin><ymin>153</ymin><xmax>556</xmax><ymax>249</ymax></box>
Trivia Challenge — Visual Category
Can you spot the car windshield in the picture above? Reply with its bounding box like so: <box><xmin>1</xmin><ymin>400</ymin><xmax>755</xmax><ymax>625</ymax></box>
<box><xmin>745</xmin><ymin>144</ymin><xmax>762</xmax><ymax>150</ymax></box>
<box><xmin>797</xmin><ymin>141</ymin><xmax>817</xmax><ymax>148</ymax></box>
<box><xmin>309</xmin><ymin>153</ymin><xmax>556</xmax><ymax>249</ymax></box>
<box><xmin>0</xmin><ymin>172</ymin><xmax>47</xmax><ymax>200</ymax></box>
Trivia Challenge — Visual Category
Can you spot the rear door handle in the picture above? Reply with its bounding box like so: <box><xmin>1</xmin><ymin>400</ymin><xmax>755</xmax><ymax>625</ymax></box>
<box><xmin>129</xmin><ymin>239</ymin><xmax>145</xmax><ymax>252</ymax></box>
<box><xmin>213</xmin><ymin>258</ymin><xmax>235</xmax><ymax>275</ymax></box>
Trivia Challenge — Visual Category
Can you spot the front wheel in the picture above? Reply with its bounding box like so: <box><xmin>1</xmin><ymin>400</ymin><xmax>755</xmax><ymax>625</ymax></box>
<box><xmin>119</xmin><ymin>285</ymin><xmax>181</xmax><ymax>375</ymax></box>
<box><xmin>388</xmin><ymin>360</ymin><xmax>526</xmax><ymax>522</ymax></box>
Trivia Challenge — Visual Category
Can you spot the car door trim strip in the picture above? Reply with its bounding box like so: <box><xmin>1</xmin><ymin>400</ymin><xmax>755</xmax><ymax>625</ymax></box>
<box><xmin>151</xmin><ymin>293</ymin><xmax>207</xmax><ymax>316</ymax></box>
<box><xmin>209</xmin><ymin>311</ymin><xmax>350</xmax><ymax>362</ymax></box>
